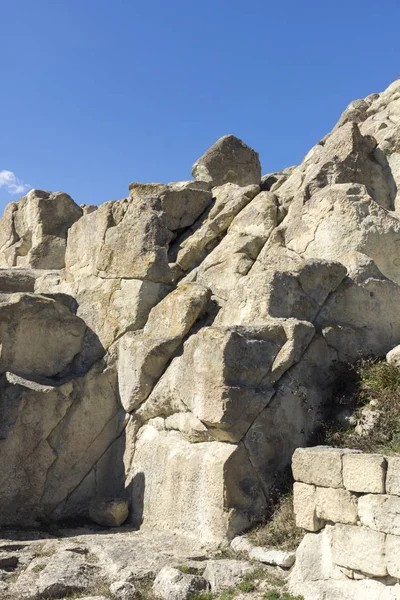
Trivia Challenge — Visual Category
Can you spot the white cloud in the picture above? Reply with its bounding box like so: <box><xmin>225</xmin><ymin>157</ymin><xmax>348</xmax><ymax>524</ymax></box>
<box><xmin>0</xmin><ymin>170</ymin><xmax>30</xmax><ymax>195</ymax></box>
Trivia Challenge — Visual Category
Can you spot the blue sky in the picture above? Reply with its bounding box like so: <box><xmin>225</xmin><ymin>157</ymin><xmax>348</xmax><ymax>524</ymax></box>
<box><xmin>1</xmin><ymin>0</ymin><xmax>399</xmax><ymax>212</ymax></box>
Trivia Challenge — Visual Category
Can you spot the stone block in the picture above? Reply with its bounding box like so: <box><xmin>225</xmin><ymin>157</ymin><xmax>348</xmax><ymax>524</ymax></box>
<box><xmin>292</xmin><ymin>447</ymin><xmax>350</xmax><ymax>488</ymax></box>
<box><xmin>331</xmin><ymin>524</ymin><xmax>387</xmax><ymax>577</ymax></box>
<box><xmin>358</xmin><ymin>494</ymin><xmax>400</xmax><ymax>535</ymax></box>
<box><xmin>315</xmin><ymin>486</ymin><xmax>358</xmax><ymax>525</ymax></box>
<box><xmin>293</xmin><ymin>482</ymin><xmax>323</xmax><ymax>531</ymax></box>
<box><xmin>387</xmin><ymin>457</ymin><xmax>400</xmax><ymax>496</ymax></box>
<box><xmin>386</xmin><ymin>535</ymin><xmax>400</xmax><ymax>578</ymax></box>
<box><xmin>342</xmin><ymin>453</ymin><xmax>387</xmax><ymax>493</ymax></box>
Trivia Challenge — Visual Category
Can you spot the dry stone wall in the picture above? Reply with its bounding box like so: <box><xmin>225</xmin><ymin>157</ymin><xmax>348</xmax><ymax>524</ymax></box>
<box><xmin>291</xmin><ymin>446</ymin><xmax>400</xmax><ymax>599</ymax></box>
<box><xmin>1</xmin><ymin>79</ymin><xmax>400</xmax><ymax>546</ymax></box>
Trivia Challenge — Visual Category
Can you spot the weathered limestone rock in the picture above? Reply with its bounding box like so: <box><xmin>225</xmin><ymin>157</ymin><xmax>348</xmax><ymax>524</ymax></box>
<box><xmin>192</xmin><ymin>135</ymin><xmax>261</xmax><ymax>187</ymax></box>
<box><xmin>283</xmin><ymin>183</ymin><xmax>400</xmax><ymax>287</ymax></box>
<box><xmin>128</xmin><ymin>425</ymin><xmax>266</xmax><ymax>544</ymax></box>
<box><xmin>117</xmin><ymin>283</ymin><xmax>210</xmax><ymax>412</ymax></box>
<box><xmin>315</xmin><ymin>486</ymin><xmax>358</xmax><ymax>525</ymax></box>
<box><xmin>387</xmin><ymin>345</ymin><xmax>400</xmax><ymax>368</ymax></box>
<box><xmin>387</xmin><ymin>457</ymin><xmax>400</xmax><ymax>496</ymax></box>
<box><xmin>292</xmin><ymin>447</ymin><xmax>347</xmax><ymax>489</ymax></box>
<box><xmin>248</xmin><ymin>547</ymin><xmax>295</xmax><ymax>568</ymax></box>
<box><xmin>173</xmin><ymin>183</ymin><xmax>260</xmax><ymax>272</ymax></box>
<box><xmin>109</xmin><ymin>581</ymin><xmax>138</xmax><ymax>600</ymax></box>
<box><xmin>0</xmin><ymin>361</ymin><xmax>125</xmax><ymax>525</ymax></box>
<box><xmin>138</xmin><ymin>321</ymin><xmax>306</xmax><ymax>443</ymax></box>
<box><xmin>202</xmin><ymin>559</ymin><xmax>254</xmax><ymax>591</ymax></box>
<box><xmin>386</xmin><ymin>535</ymin><xmax>400</xmax><ymax>579</ymax></box>
<box><xmin>89</xmin><ymin>499</ymin><xmax>129</xmax><ymax>527</ymax></box>
<box><xmin>65</xmin><ymin>195</ymin><xmax>171</xmax><ymax>282</ymax></box>
<box><xmin>342</xmin><ymin>453</ymin><xmax>387</xmax><ymax>493</ymax></box>
<box><xmin>38</xmin><ymin>272</ymin><xmax>169</xmax><ymax>364</ymax></box>
<box><xmin>289</xmin><ymin>527</ymin><xmax>335</xmax><ymax>584</ymax></box>
<box><xmin>358</xmin><ymin>494</ymin><xmax>400</xmax><ymax>535</ymax></box>
<box><xmin>244</xmin><ymin>335</ymin><xmax>338</xmax><ymax>497</ymax></box>
<box><xmin>160</xmin><ymin>181</ymin><xmax>212</xmax><ymax>231</ymax></box>
<box><xmin>182</xmin><ymin>190</ymin><xmax>277</xmax><ymax>300</ymax></box>
<box><xmin>216</xmin><ymin>239</ymin><xmax>347</xmax><ymax>326</ymax></box>
<box><xmin>331</xmin><ymin>524</ymin><xmax>387</xmax><ymax>577</ymax></box>
<box><xmin>0</xmin><ymin>293</ymin><xmax>85</xmax><ymax>378</ymax></box>
<box><xmin>13</xmin><ymin>550</ymin><xmax>99</xmax><ymax>599</ymax></box>
<box><xmin>293</xmin><ymin>483</ymin><xmax>323</xmax><ymax>532</ymax></box>
<box><xmin>0</xmin><ymin>189</ymin><xmax>82</xmax><ymax>269</ymax></box>
<box><xmin>152</xmin><ymin>567</ymin><xmax>209</xmax><ymax>600</ymax></box>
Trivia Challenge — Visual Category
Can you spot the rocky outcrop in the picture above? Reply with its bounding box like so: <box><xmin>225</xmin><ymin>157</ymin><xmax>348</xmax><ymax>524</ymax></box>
<box><xmin>1</xmin><ymin>80</ymin><xmax>400</xmax><ymax>549</ymax></box>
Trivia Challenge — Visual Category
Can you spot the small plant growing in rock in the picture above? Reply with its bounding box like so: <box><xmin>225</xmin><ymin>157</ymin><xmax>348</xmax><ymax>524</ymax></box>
<box><xmin>264</xmin><ymin>592</ymin><xmax>304</xmax><ymax>600</ymax></box>
<box><xmin>236</xmin><ymin>580</ymin><xmax>255</xmax><ymax>592</ymax></box>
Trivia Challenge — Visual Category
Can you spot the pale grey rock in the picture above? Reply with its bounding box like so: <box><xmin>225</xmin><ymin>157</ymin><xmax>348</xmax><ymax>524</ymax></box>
<box><xmin>14</xmin><ymin>550</ymin><xmax>99</xmax><ymax>599</ymax></box>
<box><xmin>0</xmin><ymin>360</ymin><xmax>125</xmax><ymax>525</ymax></box>
<box><xmin>293</xmin><ymin>482</ymin><xmax>323</xmax><ymax>532</ymax></box>
<box><xmin>182</xmin><ymin>191</ymin><xmax>278</xmax><ymax>300</ymax></box>
<box><xmin>161</xmin><ymin>181</ymin><xmax>212</xmax><ymax>231</ymax></box>
<box><xmin>127</xmin><ymin>425</ymin><xmax>266</xmax><ymax>544</ymax></box>
<box><xmin>0</xmin><ymin>189</ymin><xmax>82</xmax><ymax>269</ymax></box>
<box><xmin>289</xmin><ymin>527</ymin><xmax>335</xmax><ymax>584</ymax></box>
<box><xmin>109</xmin><ymin>580</ymin><xmax>138</xmax><ymax>600</ymax></box>
<box><xmin>0</xmin><ymin>293</ymin><xmax>85</xmax><ymax>378</ymax></box>
<box><xmin>174</xmin><ymin>183</ymin><xmax>260</xmax><ymax>272</ymax></box>
<box><xmin>248</xmin><ymin>546</ymin><xmax>295</xmax><ymax>568</ymax></box>
<box><xmin>342</xmin><ymin>453</ymin><xmax>387</xmax><ymax>494</ymax></box>
<box><xmin>216</xmin><ymin>238</ymin><xmax>347</xmax><ymax>326</ymax></box>
<box><xmin>66</xmin><ymin>195</ymin><xmax>171</xmax><ymax>283</ymax></box>
<box><xmin>354</xmin><ymin>404</ymin><xmax>381</xmax><ymax>436</ymax></box>
<box><xmin>387</xmin><ymin>345</ymin><xmax>400</xmax><ymax>368</ymax></box>
<box><xmin>192</xmin><ymin>134</ymin><xmax>261</xmax><ymax>187</ymax></box>
<box><xmin>89</xmin><ymin>499</ymin><xmax>129</xmax><ymax>527</ymax></box>
<box><xmin>152</xmin><ymin>566</ymin><xmax>209</xmax><ymax>600</ymax></box>
<box><xmin>117</xmin><ymin>283</ymin><xmax>210</xmax><ymax>412</ymax></box>
<box><xmin>331</xmin><ymin>524</ymin><xmax>387</xmax><ymax>577</ymax></box>
<box><xmin>202</xmin><ymin>559</ymin><xmax>254</xmax><ymax>591</ymax></box>
<box><xmin>386</xmin><ymin>534</ymin><xmax>400</xmax><ymax>579</ymax></box>
<box><xmin>292</xmin><ymin>447</ymin><xmax>347</xmax><ymax>489</ymax></box>
<box><xmin>138</xmin><ymin>322</ymin><xmax>294</xmax><ymax>443</ymax></box>
<box><xmin>358</xmin><ymin>494</ymin><xmax>400</xmax><ymax>535</ymax></box>
<box><xmin>230</xmin><ymin>536</ymin><xmax>253</xmax><ymax>553</ymax></box>
<box><xmin>387</xmin><ymin>457</ymin><xmax>400</xmax><ymax>496</ymax></box>
<box><xmin>283</xmin><ymin>183</ymin><xmax>400</xmax><ymax>288</ymax></box>
<box><xmin>315</xmin><ymin>486</ymin><xmax>358</xmax><ymax>525</ymax></box>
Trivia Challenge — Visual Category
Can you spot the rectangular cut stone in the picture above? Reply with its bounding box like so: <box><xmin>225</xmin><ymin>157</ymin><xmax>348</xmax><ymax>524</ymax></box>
<box><xmin>358</xmin><ymin>494</ymin><xmax>400</xmax><ymax>535</ymax></box>
<box><xmin>292</xmin><ymin>447</ymin><xmax>349</xmax><ymax>488</ymax></box>
<box><xmin>342</xmin><ymin>453</ymin><xmax>387</xmax><ymax>494</ymax></box>
<box><xmin>387</xmin><ymin>457</ymin><xmax>400</xmax><ymax>496</ymax></box>
<box><xmin>331</xmin><ymin>524</ymin><xmax>387</xmax><ymax>577</ymax></box>
<box><xmin>386</xmin><ymin>535</ymin><xmax>400</xmax><ymax>578</ymax></box>
<box><xmin>293</xmin><ymin>482</ymin><xmax>323</xmax><ymax>532</ymax></box>
<box><xmin>315</xmin><ymin>486</ymin><xmax>358</xmax><ymax>525</ymax></box>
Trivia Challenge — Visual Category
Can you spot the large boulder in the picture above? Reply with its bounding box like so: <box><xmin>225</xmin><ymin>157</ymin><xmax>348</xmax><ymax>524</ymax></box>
<box><xmin>0</xmin><ymin>189</ymin><xmax>82</xmax><ymax>269</ymax></box>
<box><xmin>128</xmin><ymin>425</ymin><xmax>266</xmax><ymax>544</ymax></box>
<box><xmin>117</xmin><ymin>283</ymin><xmax>210</xmax><ymax>412</ymax></box>
<box><xmin>0</xmin><ymin>293</ymin><xmax>85</xmax><ymax>378</ymax></box>
<box><xmin>0</xmin><ymin>361</ymin><xmax>125</xmax><ymax>525</ymax></box>
<box><xmin>65</xmin><ymin>194</ymin><xmax>171</xmax><ymax>283</ymax></box>
<box><xmin>192</xmin><ymin>135</ymin><xmax>261</xmax><ymax>187</ymax></box>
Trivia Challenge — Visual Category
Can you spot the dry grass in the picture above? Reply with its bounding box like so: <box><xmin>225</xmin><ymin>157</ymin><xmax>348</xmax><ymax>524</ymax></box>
<box><xmin>246</xmin><ymin>493</ymin><xmax>302</xmax><ymax>551</ymax></box>
<box><xmin>324</xmin><ymin>358</ymin><xmax>400</xmax><ymax>454</ymax></box>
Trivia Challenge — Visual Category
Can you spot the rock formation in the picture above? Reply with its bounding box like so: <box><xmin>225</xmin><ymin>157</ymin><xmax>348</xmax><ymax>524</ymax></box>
<box><xmin>1</xmin><ymin>78</ymin><xmax>400</xmax><ymax>549</ymax></box>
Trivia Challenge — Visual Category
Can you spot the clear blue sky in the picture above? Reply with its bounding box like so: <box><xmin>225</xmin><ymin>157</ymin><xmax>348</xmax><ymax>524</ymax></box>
<box><xmin>1</xmin><ymin>0</ymin><xmax>399</xmax><ymax>212</ymax></box>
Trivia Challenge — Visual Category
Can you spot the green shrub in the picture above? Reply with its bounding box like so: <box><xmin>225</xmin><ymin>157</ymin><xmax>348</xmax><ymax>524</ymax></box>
<box><xmin>247</xmin><ymin>493</ymin><xmax>302</xmax><ymax>550</ymax></box>
<box><xmin>324</xmin><ymin>359</ymin><xmax>400</xmax><ymax>454</ymax></box>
